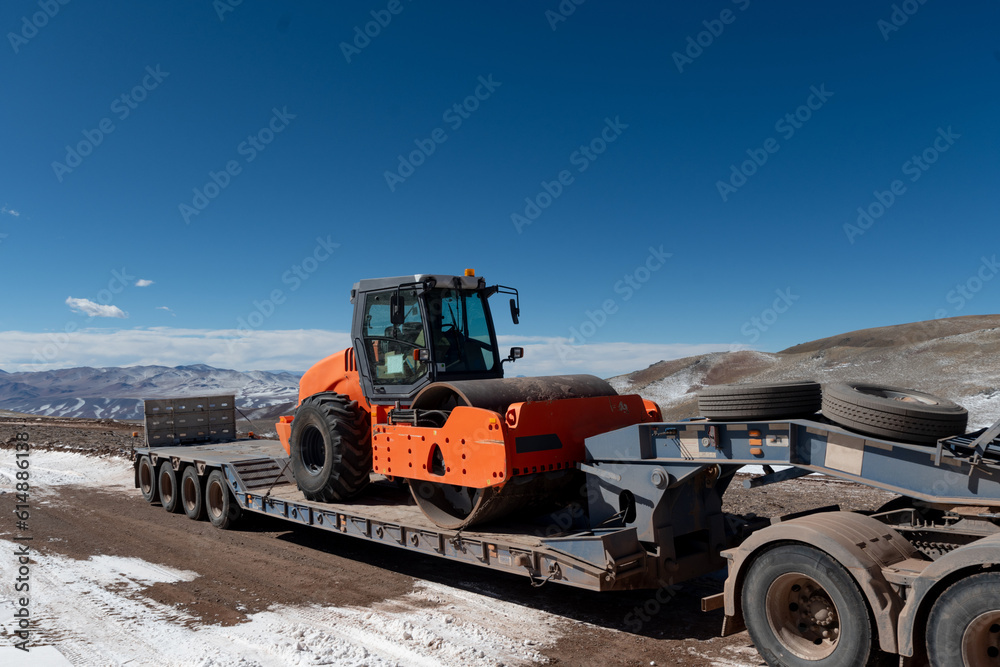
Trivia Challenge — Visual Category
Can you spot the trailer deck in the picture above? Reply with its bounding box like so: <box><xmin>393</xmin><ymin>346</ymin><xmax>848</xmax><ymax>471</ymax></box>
<box><xmin>134</xmin><ymin>415</ymin><xmax>1000</xmax><ymax>595</ymax></box>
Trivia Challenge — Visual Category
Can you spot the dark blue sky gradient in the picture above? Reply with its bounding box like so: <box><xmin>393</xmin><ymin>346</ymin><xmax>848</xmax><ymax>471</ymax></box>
<box><xmin>1</xmin><ymin>1</ymin><xmax>997</xmax><ymax>372</ymax></box>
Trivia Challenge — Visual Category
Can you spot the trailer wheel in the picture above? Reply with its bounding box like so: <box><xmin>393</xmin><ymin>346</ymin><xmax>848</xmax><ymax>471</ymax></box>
<box><xmin>822</xmin><ymin>383</ymin><xmax>968</xmax><ymax>444</ymax></box>
<box><xmin>697</xmin><ymin>381</ymin><xmax>822</xmax><ymax>420</ymax></box>
<box><xmin>158</xmin><ymin>462</ymin><xmax>182</xmax><ymax>513</ymax></box>
<box><xmin>927</xmin><ymin>572</ymin><xmax>1000</xmax><ymax>667</ymax></box>
<box><xmin>743</xmin><ymin>543</ymin><xmax>884</xmax><ymax>666</ymax></box>
<box><xmin>290</xmin><ymin>393</ymin><xmax>371</xmax><ymax>503</ymax></box>
<box><xmin>180</xmin><ymin>466</ymin><xmax>205</xmax><ymax>521</ymax></box>
<box><xmin>206</xmin><ymin>469</ymin><xmax>241</xmax><ymax>530</ymax></box>
<box><xmin>138</xmin><ymin>456</ymin><xmax>158</xmax><ymax>504</ymax></box>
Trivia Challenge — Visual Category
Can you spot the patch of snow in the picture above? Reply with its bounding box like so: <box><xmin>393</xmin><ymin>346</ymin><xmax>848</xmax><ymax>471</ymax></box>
<box><xmin>0</xmin><ymin>451</ymin><xmax>134</xmax><ymax>493</ymax></box>
<box><xmin>0</xmin><ymin>536</ymin><xmax>560</xmax><ymax>667</ymax></box>
<box><xmin>957</xmin><ymin>391</ymin><xmax>1000</xmax><ymax>430</ymax></box>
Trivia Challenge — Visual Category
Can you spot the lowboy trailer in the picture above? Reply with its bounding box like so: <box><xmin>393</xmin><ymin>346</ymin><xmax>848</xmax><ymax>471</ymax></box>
<box><xmin>133</xmin><ymin>402</ymin><xmax>1000</xmax><ymax>667</ymax></box>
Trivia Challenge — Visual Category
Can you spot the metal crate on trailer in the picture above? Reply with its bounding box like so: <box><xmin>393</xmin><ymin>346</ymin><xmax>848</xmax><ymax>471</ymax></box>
<box><xmin>142</xmin><ymin>394</ymin><xmax>236</xmax><ymax>446</ymax></box>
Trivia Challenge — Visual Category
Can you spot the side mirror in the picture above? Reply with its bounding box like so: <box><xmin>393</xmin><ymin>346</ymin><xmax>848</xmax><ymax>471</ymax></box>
<box><xmin>502</xmin><ymin>347</ymin><xmax>524</xmax><ymax>367</ymax></box>
<box><xmin>390</xmin><ymin>293</ymin><xmax>405</xmax><ymax>325</ymax></box>
<box><xmin>509</xmin><ymin>298</ymin><xmax>519</xmax><ymax>325</ymax></box>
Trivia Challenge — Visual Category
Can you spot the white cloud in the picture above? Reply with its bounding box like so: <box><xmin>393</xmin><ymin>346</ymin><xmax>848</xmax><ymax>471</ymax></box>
<box><xmin>135</xmin><ymin>279</ymin><xmax>154</xmax><ymax>287</ymax></box>
<box><xmin>0</xmin><ymin>328</ymin><xmax>352</xmax><ymax>372</ymax></box>
<box><xmin>1</xmin><ymin>205</ymin><xmax>19</xmax><ymax>217</ymax></box>
<box><xmin>498</xmin><ymin>335</ymin><xmax>737</xmax><ymax>378</ymax></box>
<box><xmin>0</xmin><ymin>327</ymin><xmax>733</xmax><ymax>377</ymax></box>
<box><xmin>65</xmin><ymin>297</ymin><xmax>127</xmax><ymax>319</ymax></box>
<box><xmin>156</xmin><ymin>306</ymin><xmax>175</xmax><ymax>315</ymax></box>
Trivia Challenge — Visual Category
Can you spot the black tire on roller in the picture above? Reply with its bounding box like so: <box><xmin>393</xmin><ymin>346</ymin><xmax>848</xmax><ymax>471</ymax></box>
<box><xmin>697</xmin><ymin>381</ymin><xmax>821</xmax><ymax>420</ymax></box>
<box><xmin>742</xmin><ymin>543</ymin><xmax>885</xmax><ymax>666</ymax></box>
<box><xmin>158</xmin><ymin>462</ymin><xmax>182</xmax><ymax>513</ymax></box>
<box><xmin>926</xmin><ymin>572</ymin><xmax>1000</xmax><ymax>667</ymax></box>
<box><xmin>822</xmin><ymin>382</ymin><xmax>967</xmax><ymax>444</ymax></box>
<box><xmin>290</xmin><ymin>393</ymin><xmax>371</xmax><ymax>503</ymax></box>
<box><xmin>206</xmin><ymin>469</ymin><xmax>241</xmax><ymax>530</ymax></box>
<box><xmin>180</xmin><ymin>466</ymin><xmax>205</xmax><ymax>521</ymax></box>
<box><xmin>137</xmin><ymin>455</ymin><xmax>158</xmax><ymax>504</ymax></box>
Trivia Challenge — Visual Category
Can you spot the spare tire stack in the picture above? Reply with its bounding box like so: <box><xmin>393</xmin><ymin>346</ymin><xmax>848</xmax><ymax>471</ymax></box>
<box><xmin>697</xmin><ymin>380</ymin><xmax>969</xmax><ymax>445</ymax></box>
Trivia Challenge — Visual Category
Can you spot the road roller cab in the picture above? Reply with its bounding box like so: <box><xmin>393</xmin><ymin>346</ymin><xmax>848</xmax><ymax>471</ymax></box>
<box><xmin>276</xmin><ymin>271</ymin><xmax>662</xmax><ymax>529</ymax></box>
<box><xmin>349</xmin><ymin>271</ymin><xmax>521</xmax><ymax>404</ymax></box>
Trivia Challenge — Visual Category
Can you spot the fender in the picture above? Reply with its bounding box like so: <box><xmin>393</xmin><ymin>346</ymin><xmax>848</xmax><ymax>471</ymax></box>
<box><xmin>895</xmin><ymin>531</ymin><xmax>1000</xmax><ymax>657</ymax></box>
<box><xmin>721</xmin><ymin>511</ymin><xmax>917</xmax><ymax>655</ymax></box>
<box><xmin>276</xmin><ymin>348</ymin><xmax>367</xmax><ymax>454</ymax></box>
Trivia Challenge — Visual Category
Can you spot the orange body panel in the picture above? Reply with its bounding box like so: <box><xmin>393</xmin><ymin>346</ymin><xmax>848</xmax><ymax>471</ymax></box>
<box><xmin>276</xmin><ymin>347</ymin><xmax>368</xmax><ymax>454</ymax></box>
<box><xmin>371</xmin><ymin>393</ymin><xmax>655</xmax><ymax>488</ymax></box>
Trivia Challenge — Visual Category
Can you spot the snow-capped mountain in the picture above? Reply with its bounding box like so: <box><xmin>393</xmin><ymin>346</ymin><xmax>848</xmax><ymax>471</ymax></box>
<box><xmin>0</xmin><ymin>365</ymin><xmax>301</xmax><ymax>420</ymax></box>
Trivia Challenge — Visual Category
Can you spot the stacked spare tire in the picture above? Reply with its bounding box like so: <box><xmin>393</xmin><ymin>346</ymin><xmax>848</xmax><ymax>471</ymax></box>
<box><xmin>697</xmin><ymin>380</ymin><xmax>968</xmax><ymax>444</ymax></box>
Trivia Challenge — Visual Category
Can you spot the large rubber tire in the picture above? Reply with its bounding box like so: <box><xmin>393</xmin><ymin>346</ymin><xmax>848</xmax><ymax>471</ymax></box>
<box><xmin>137</xmin><ymin>455</ymin><xmax>157</xmax><ymax>504</ymax></box>
<box><xmin>742</xmin><ymin>543</ymin><xmax>884</xmax><ymax>667</ymax></box>
<box><xmin>698</xmin><ymin>381</ymin><xmax>821</xmax><ymax>420</ymax></box>
<box><xmin>926</xmin><ymin>572</ymin><xmax>1000</xmax><ymax>667</ymax></box>
<box><xmin>205</xmin><ymin>469</ymin><xmax>241</xmax><ymax>530</ymax></box>
<box><xmin>822</xmin><ymin>383</ymin><xmax>968</xmax><ymax>444</ymax></box>
<box><xmin>157</xmin><ymin>462</ymin><xmax>182</xmax><ymax>513</ymax></box>
<box><xmin>180</xmin><ymin>466</ymin><xmax>205</xmax><ymax>521</ymax></box>
<box><xmin>290</xmin><ymin>393</ymin><xmax>371</xmax><ymax>503</ymax></box>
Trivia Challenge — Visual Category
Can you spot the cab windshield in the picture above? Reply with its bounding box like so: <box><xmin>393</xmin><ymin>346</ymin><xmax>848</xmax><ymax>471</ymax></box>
<box><xmin>426</xmin><ymin>289</ymin><xmax>497</xmax><ymax>374</ymax></box>
<box><xmin>361</xmin><ymin>288</ymin><xmax>498</xmax><ymax>385</ymax></box>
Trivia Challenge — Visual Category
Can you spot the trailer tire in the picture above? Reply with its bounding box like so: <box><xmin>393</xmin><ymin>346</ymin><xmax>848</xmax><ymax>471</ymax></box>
<box><xmin>742</xmin><ymin>543</ymin><xmax>885</xmax><ymax>667</ymax></box>
<box><xmin>926</xmin><ymin>572</ymin><xmax>1000</xmax><ymax>667</ymax></box>
<box><xmin>158</xmin><ymin>462</ymin><xmax>182</xmax><ymax>513</ymax></box>
<box><xmin>138</xmin><ymin>456</ymin><xmax>158</xmax><ymax>504</ymax></box>
<box><xmin>698</xmin><ymin>381</ymin><xmax>822</xmax><ymax>420</ymax></box>
<box><xmin>290</xmin><ymin>393</ymin><xmax>371</xmax><ymax>503</ymax></box>
<box><xmin>206</xmin><ymin>469</ymin><xmax>241</xmax><ymax>530</ymax></box>
<box><xmin>180</xmin><ymin>466</ymin><xmax>205</xmax><ymax>521</ymax></box>
<box><xmin>822</xmin><ymin>383</ymin><xmax>968</xmax><ymax>444</ymax></box>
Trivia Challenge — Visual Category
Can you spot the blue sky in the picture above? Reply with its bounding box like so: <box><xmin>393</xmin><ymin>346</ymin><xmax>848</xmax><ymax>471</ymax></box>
<box><xmin>1</xmin><ymin>1</ymin><xmax>998</xmax><ymax>376</ymax></box>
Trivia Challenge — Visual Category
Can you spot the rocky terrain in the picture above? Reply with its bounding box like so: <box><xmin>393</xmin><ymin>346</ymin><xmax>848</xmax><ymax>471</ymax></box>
<box><xmin>610</xmin><ymin>315</ymin><xmax>1000</xmax><ymax>429</ymax></box>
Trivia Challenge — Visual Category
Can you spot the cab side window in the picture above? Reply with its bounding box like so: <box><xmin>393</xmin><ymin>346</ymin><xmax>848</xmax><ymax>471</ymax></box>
<box><xmin>362</xmin><ymin>290</ymin><xmax>428</xmax><ymax>384</ymax></box>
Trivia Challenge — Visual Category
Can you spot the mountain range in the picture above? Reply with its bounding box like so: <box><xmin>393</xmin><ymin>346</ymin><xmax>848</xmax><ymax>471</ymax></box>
<box><xmin>2</xmin><ymin>315</ymin><xmax>998</xmax><ymax>431</ymax></box>
<box><xmin>0</xmin><ymin>364</ymin><xmax>300</xmax><ymax>421</ymax></box>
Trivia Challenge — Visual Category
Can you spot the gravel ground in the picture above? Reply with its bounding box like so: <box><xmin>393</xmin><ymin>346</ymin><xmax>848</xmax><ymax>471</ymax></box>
<box><xmin>0</xmin><ymin>416</ymin><xmax>899</xmax><ymax>666</ymax></box>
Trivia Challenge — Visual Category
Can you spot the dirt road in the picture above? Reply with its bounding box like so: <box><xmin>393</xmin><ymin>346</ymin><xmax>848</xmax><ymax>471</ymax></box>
<box><xmin>0</xmin><ymin>417</ymin><xmax>897</xmax><ymax>666</ymax></box>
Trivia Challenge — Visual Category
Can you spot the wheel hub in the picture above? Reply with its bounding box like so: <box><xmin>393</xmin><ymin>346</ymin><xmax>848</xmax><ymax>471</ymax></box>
<box><xmin>765</xmin><ymin>574</ymin><xmax>841</xmax><ymax>660</ymax></box>
<box><xmin>962</xmin><ymin>610</ymin><xmax>1000</xmax><ymax>667</ymax></box>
